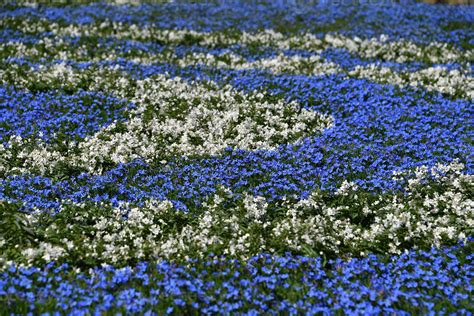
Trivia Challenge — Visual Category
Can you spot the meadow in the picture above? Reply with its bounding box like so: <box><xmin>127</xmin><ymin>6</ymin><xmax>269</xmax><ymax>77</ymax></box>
<box><xmin>0</xmin><ymin>1</ymin><xmax>473</xmax><ymax>314</ymax></box>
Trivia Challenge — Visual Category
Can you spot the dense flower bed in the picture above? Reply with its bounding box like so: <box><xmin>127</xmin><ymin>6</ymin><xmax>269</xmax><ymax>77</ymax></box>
<box><xmin>0</xmin><ymin>1</ymin><xmax>473</xmax><ymax>314</ymax></box>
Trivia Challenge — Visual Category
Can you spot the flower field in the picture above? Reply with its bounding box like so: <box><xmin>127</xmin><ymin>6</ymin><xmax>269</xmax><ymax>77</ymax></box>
<box><xmin>0</xmin><ymin>1</ymin><xmax>473</xmax><ymax>314</ymax></box>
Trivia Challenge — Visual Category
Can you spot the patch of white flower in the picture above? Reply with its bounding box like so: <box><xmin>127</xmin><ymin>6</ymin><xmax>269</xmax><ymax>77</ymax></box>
<box><xmin>22</xmin><ymin>242</ymin><xmax>65</xmax><ymax>262</ymax></box>
<box><xmin>76</xmin><ymin>76</ymin><xmax>332</xmax><ymax>169</ymax></box>
<box><xmin>350</xmin><ymin>65</ymin><xmax>474</xmax><ymax>99</ymax></box>
<box><xmin>243</xmin><ymin>194</ymin><xmax>268</xmax><ymax>222</ymax></box>
<box><xmin>323</xmin><ymin>33</ymin><xmax>470</xmax><ymax>64</ymax></box>
<box><xmin>274</xmin><ymin>161</ymin><xmax>473</xmax><ymax>256</ymax></box>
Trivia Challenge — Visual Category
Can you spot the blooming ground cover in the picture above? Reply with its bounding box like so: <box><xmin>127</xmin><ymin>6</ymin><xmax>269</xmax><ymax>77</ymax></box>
<box><xmin>0</xmin><ymin>0</ymin><xmax>473</xmax><ymax>314</ymax></box>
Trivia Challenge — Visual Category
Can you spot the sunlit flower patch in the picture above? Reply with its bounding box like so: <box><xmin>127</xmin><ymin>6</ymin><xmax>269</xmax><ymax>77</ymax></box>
<box><xmin>0</xmin><ymin>1</ymin><xmax>473</xmax><ymax>314</ymax></box>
